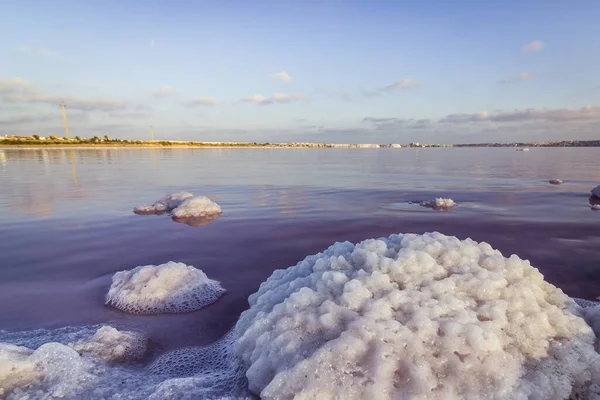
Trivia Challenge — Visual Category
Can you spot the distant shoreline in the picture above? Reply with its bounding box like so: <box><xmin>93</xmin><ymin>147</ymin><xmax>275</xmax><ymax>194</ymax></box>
<box><xmin>1</xmin><ymin>138</ymin><xmax>599</xmax><ymax>148</ymax></box>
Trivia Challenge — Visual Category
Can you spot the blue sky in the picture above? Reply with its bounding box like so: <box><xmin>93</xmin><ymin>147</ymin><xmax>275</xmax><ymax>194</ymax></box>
<box><xmin>1</xmin><ymin>0</ymin><xmax>599</xmax><ymax>143</ymax></box>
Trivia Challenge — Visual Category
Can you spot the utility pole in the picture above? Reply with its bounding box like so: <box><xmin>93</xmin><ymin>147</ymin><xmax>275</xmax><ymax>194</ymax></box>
<box><xmin>149</xmin><ymin>125</ymin><xmax>155</xmax><ymax>141</ymax></box>
<box><xmin>59</xmin><ymin>101</ymin><xmax>70</xmax><ymax>139</ymax></box>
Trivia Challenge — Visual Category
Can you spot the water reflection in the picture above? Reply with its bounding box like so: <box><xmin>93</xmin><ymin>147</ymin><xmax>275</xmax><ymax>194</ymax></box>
<box><xmin>172</xmin><ymin>213</ymin><xmax>221</xmax><ymax>227</ymax></box>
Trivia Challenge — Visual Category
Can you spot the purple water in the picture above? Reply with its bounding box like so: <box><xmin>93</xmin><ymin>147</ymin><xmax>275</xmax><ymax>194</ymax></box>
<box><xmin>0</xmin><ymin>147</ymin><xmax>599</xmax><ymax>351</ymax></box>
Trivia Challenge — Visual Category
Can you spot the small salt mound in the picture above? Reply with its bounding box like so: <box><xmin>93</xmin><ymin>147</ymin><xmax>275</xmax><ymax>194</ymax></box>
<box><xmin>234</xmin><ymin>232</ymin><xmax>600</xmax><ymax>399</ymax></box>
<box><xmin>419</xmin><ymin>197</ymin><xmax>456</xmax><ymax>210</ymax></box>
<box><xmin>106</xmin><ymin>261</ymin><xmax>226</xmax><ymax>315</ymax></box>
<box><xmin>592</xmin><ymin>204</ymin><xmax>600</xmax><ymax>211</ymax></box>
<box><xmin>592</xmin><ymin>185</ymin><xmax>600</xmax><ymax>199</ymax></box>
<box><xmin>134</xmin><ymin>192</ymin><xmax>194</xmax><ymax>215</ymax></box>
<box><xmin>171</xmin><ymin>196</ymin><xmax>222</xmax><ymax>219</ymax></box>
<box><xmin>72</xmin><ymin>326</ymin><xmax>147</xmax><ymax>362</ymax></box>
<box><xmin>549</xmin><ymin>179</ymin><xmax>563</xmax><ymax>185</ymax></box>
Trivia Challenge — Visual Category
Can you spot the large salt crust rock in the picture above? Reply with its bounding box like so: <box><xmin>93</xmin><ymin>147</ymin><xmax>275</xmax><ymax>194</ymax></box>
<box><xmin>592</xmin><ymin>185</ymin><xmax>600</xmax><ymax>199</ymax></box>
<box><xmin>72</xmin><ymin>326</ymin><xmax>147</xmax><ymax>362</ymax></box>
<box><xmin>106</xmin><ymin>261</ymin><xmax>226</xmax><ymax>315</ymax></box>
<box><xmin>234</xmin><ymin>232</ymin><xmax>600</xmax><ymax>399</ymax></box>
<box><xmin>171</xmin><ymin>196</ymin><xmax>222</xmax><ymax>219</ymax></box>
<box><xmin>134</xmin><ymin>192</ymin><xmax>194</xmax><ymax>214</ymax></box>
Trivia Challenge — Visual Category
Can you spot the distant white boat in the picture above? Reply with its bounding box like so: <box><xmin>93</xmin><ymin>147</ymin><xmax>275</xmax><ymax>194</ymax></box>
<box><xmin>516</xmin><ymin>147</ymin><xmax>530</xmax><ymax>152</ymax></box>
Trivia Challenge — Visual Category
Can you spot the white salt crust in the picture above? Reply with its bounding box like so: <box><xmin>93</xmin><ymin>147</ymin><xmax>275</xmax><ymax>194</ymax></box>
<box><xmin>133</xmin><ymin>192</ymin><xmax>193</xmax><ymax>214</ymax></box>
<box><xmin>234</xmin><ymin>232</ymin><xmax>600</xmax><ymax>399</ymax></box>
<box><xmin>171</xmin><ymin>196</ymin><xmax>222</xmax><ymax>219</ymax></box>
<box><xmin>106</xmin><ymin>261</ymin><xmax>226</xmax><ymax>315</ymax></box>
<box><xmin>419</xmin><ymin>198</ymin><xmax>456</xmax><ymax>210</ymax></box>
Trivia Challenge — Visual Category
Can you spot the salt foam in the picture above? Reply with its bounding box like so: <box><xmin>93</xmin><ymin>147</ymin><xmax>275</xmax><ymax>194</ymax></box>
<box><xmin>0</xmin><ymin>326</ymin><xmax>249</xmax><ymax>399</ymax></box>
<box><xmin>419</xmin><ymin>197</ymin><xmax>456</xmax><ymax>210</ymax></box>
<box><xmin>106</xmin><ymin>261</ymin><xmax>226</xmax><ymax>315</ymax></box>
<box><xmin>133</xmin><ymin>192</ymin><xmax>193</xmax><ymax>215</ymax></box>
<box><xmin>234</xmin><ymin>232</ymin><xmax>600</xmax><ymax>399</ymax></box>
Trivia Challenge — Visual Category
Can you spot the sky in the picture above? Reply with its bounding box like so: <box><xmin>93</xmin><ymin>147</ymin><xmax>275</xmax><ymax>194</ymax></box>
<box><xmin>1</xmin><ymin>0</ymin><xmax>600</xmax><ymax>144</ymax></box>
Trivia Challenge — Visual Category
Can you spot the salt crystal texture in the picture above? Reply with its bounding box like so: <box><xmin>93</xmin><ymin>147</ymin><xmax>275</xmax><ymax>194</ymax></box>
<box><xmin>234</xmin><ymin>232</ymin><xmax>600</xmax><ymax>399</ymax></box>
<box><xmin>171</xmin><ymin>196</ymin><xmax>222</xmax><ymax>219</ymax></box>
<box><xmin>133</xmin><ymin>192</ymin><xmax>194</xmax><ymax>215</ymax></box>
<box><xmin>72</xmin><ymin>326</ymin><xmax>147</xmax><ymax>362</ymax></box>
<box><xmin>419</xmin><ymin>198</ymin><xmax>456</xmax><ymax>210</ymax></box>
<box><xmin>106</xmin><ymin>262</ymin><xmax>226</xmax><ymax>315</ymax></box>
<box><xmin>592</xmin><ymin>185</ymin><xmax>600</xmax><ymax>199</ymax></box>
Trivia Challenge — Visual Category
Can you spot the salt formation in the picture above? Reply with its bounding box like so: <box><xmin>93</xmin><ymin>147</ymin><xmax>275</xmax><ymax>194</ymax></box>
<box><xmin>0</xmin><ymin>326</ymin><xmax>249</xmax><ymax>399</ymax></box>
<box><xmin>419</xmin><ymin>197</ymin><xmax>456</xmax><ymax>210</ymax></box>
<box><xmin>72</xmin><ymin>326</ymin><xmax>147</xmax><ymax>362</ymax></box>
<box><xmin>133</xmin><ymin>192</ymin><xmax>193</xmax><ymax>214</ymax></box>
<box><xmin>106</xmin><ymin>261</ymin><xmax>226</xmax><ymax>314</ymax></box>
<box><xmin>234</xmin><ymin>232</ymin><xmax>600</xmax><ymax>399</ymax></box>
<box><xmin>549</xmin><ymin>179</ymin><xmax>563</xmax><ymax>185</ymax></box>
<box><xmin>171</xmin><ymin>196</ymin><xmax>222</xmax><ymax>219</ymax></box>
<box><xmin>592</xmin><ymin>204</ymin><xmax>600</xmax><ymax>211</ymax></box>
<box><xmin>592</xmin><ymin>185</ymin><xmax>600</xmax><ymax>199</ymax></box>
<box><xmin>0</xmin><ymin>342</ymin><xmax>99</xmax><ymax>399</ymax></box>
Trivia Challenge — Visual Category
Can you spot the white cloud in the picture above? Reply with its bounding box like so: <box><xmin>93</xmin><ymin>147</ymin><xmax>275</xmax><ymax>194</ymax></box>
<box><xmin>498</xmin><ymin>72</ymin><xmax>533</xmax><ymax>84</ymax></box>
<box><xmin>149</xmin><ymin>40</ymin><xmax>156</xmax><ymax>48</ymax></box>
<box><xmin>186</xmin><ymin>97</ymin><xmax>221</xmax><ymax>106</ymax></box>
<box><xmin>522</xmin><ymin>40</ymin><xmax>545</xmax><ymax>53</ymax></box>
<box><xmin>272</xmin><ymin>71</ymin><xmax>293</xmax><ymax>82</ymax></box>
<box><xmin>17</xmin><ymin>46</ymin><xmax>59</xmax><ymax>57</ymax></box>
<box><xmin>154</xmin><ymin>86</ymin><xmax>174</xmax><ymax>98</ymax></box>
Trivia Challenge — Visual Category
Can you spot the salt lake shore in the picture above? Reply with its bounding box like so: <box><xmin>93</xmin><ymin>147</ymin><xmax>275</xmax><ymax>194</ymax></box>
<box><xmin>1</xmin><ymin>136</ymin><xmax>600</xmax><ymax>148</ymax></box>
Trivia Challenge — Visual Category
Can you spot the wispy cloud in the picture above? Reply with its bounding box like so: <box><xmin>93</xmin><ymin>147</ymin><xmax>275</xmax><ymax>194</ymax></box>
<box><xmin>366</xmin><ymin>79</ymin><xmax>422</xmax><ymax>96</ymax></box>
<box><xmin>241</xmin><ymin>93</ymin><xmax>306</xmax><ymax>105</ymax></box>
<box><xmin>154</xmin><ymin>86</ymin><xmax>174</xmax><ymax>98</ymax></box>
<box><xmin>17</xmin><ymin>46</ymin><xmax>59</xmax><ymax>57</ymax></box>
<box><xmin>108</xmin><ymin>111</ymin><xmax>149</xmax><ymax>119</ymax></box>
<box><xmin>498</xmin><ymin>72</ymin><xmax>533</xmax><ymax>84</ymax></box>
<box><xmin>440</xmin><ymin>106</ymin><xmax>600</xmax><ymax>124</ymax></box>
<box><xmin>0</xmin><ymin>115</ymin><xmax>55</xmax><ymax>126</ymax></box>
<box><xmin>272</xmin><ymin>71</ymin><xmax>293</xmax><ymax>82</ymax></box>
<box><xmin>273</xmin><ymin>93</ymin><xmax>306</xmax><ymax>102</ymax></box>
<box><xmin>0</xmin><ymin>77</ymin><xmax>31</xmax><ymax>93</ymax></box>
<box><xmin>0</xmin><ymin>76</ymin><xmax>134</xmax><ymax>112</ymax></box>
<box><xmin>242</xmin><ymin>94</ymin><xmax>273</xmax><ymax>105</ymax></box>
<box><xmin>185</xmin><ymin>97</ymin><xmax>221</xmax><ymax>106</ymax></box>
<box><xmin>521</xmin><ymin>40</ymin><xmax>545</xmax><ymax>53</ymax></box>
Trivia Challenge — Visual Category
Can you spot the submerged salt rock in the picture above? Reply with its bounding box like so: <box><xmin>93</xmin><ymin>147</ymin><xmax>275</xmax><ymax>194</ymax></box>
<box><xmin>134</xmin><ymin>192</ymin><xmax>194</xmax><ymax>215</ymax></box>
<box><xmin>549</xmin><ymin>179</ymin><xmax>563</xmax><ymax>185</ymax></box>
<box><xmin>72</xmin><ymin>326</ymin><xmax>147</xmax><ymax>362</ymax></box>
<box><xmin>592</xmin><ymin>185</ymin><xmax>600</xmax><ymax>199</ymax></box>
<box><xmin>234</xmin><ymin>232</ymin><xmax>600</xmax><ymax>400</ymax></box>
<box><xmin>419</xmin><ymin>197</ymin><xmax>456</xmax><ymax>210</ymax></box>
<box><xmin>106</xmin><ymin>262</ymin><xmax>226</xmax><ymax>315</ymax></box>
<box><xmin>171</xmin><ymin>196</ymin><xmax>221</xmax><ymax>219</ymax></box>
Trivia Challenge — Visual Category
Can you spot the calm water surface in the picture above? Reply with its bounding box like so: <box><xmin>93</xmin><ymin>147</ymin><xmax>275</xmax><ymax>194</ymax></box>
<box><xmin>0</xmin><ymin>147</ymin><xmax>599</xmax><ymax>351</ymax></box>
